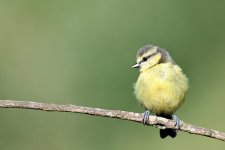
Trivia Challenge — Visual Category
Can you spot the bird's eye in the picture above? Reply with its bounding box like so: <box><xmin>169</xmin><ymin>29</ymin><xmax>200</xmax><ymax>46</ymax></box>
<box><xmin>142</xmin><ymin>57</ymin><xmax>148</xmax><ymax>62</ymax></box>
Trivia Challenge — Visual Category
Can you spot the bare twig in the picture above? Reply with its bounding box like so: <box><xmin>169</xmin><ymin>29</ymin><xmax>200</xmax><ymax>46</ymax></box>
<box><xmin>0</xmin><ymin>100</ymin><xmax>224</xmax><ymax>142</ymax></box>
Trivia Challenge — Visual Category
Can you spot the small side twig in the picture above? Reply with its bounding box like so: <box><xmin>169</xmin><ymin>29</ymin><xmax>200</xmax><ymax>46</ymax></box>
<box><xmin>0</xmin><ymin>100</ymin><xmax>224</xmax><ymax>142</ymax></box>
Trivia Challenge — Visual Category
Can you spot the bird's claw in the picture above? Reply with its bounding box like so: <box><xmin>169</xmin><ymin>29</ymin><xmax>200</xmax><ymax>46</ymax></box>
<box><xmin>143</xmin><ymin>110</ymin><xmax>151</xmax><ymax>124</ymax></box>
<box><xmin>172</xmin><ymin>114</ymin><xmax>180</xmax><ymax>130</ymax></box>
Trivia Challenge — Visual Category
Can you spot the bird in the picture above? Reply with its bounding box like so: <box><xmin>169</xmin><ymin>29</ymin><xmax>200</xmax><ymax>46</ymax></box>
<box><xmin>132</xmin><ymin>45</ymin><xmax>188</xmax><ymax>138</ymax></box>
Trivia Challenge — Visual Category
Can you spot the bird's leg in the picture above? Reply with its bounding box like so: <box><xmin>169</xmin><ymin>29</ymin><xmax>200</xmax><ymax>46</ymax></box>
<box><xmin>143</xmin><ymin>110</ymin><xmax>151</xmax><ymax>124</ymax></box>
<box><xmin>172</xmin><ymin>114</ymin><xmax>180</xmax><ymax>130</ymax></box>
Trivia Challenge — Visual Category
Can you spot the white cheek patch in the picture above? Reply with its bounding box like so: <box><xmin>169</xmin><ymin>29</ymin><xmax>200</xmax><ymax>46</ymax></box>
<box><xmin>140</xmin><ymin>61</ymin><xmax>147</xmax><ymax>66</ymax></box>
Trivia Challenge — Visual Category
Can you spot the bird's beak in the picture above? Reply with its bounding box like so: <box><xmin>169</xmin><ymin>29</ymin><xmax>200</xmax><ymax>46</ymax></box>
<box><xmin>132</xmin><ymin>63</ymin><xmax>140</xmax><ymax>68</ymax></box>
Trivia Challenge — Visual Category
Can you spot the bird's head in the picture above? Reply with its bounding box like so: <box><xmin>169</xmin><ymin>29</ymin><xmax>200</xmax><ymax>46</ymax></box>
<box><xmin>132</xmin><ymin>45</ymin><xmax>174</xmax><ymax>72</ymax></box>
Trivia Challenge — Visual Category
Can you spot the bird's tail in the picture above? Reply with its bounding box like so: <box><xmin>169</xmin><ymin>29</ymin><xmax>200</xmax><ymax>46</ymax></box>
<box><xmin>160</xmin><ymin>128</ymin><xmax>177</xmax><ymax>138</ymax></box>
<box><xmin>158</xmin><ymin>114</ymin><xmax>177</xmax><ymax>138</ymax></box>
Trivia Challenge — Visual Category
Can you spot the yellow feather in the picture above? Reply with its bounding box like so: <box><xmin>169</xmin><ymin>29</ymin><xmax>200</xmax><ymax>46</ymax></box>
<box><xmin>134</xmin><ymin>61</ymin><xmax>188</xmax><ymax>115</ymax></box>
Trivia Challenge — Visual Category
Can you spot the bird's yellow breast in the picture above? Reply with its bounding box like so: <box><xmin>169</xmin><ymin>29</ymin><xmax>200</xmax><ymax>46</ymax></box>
<box><xmin>134</xmin><ymin>63</ymin><xmax>188</xmax><ymax>115</ymax></box>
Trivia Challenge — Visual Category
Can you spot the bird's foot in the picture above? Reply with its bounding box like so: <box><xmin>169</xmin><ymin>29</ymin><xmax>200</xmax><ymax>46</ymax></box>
<box><xmin>172</xmin><ymin>114</ymin><xmax>180</xmax><ymax>130</ymax></box>
<box><xmin>143</xmin><ymin>110</ymin><xmax>151</xmax><ymax>124</ymax></box>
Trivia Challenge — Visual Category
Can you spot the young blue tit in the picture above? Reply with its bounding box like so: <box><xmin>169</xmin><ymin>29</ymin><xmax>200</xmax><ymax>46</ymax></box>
<box><xmin>132</xmin><ymin>45</ymin><xmax>188</xmax><ymax>138</ymax></box>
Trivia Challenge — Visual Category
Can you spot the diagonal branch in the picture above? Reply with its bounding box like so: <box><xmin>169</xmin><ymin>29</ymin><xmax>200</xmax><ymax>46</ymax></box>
<box><xmin>0</xmin><ymin>100</ymin><xmax>224</xmax><ymax>142</ymax></box>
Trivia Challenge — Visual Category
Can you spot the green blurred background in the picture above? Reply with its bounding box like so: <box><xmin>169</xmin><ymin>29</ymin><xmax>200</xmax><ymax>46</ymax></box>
<box><xmin>0</xmin><ymin>0</ymin><xmax>225</xmax><ymax>149</ymax></box>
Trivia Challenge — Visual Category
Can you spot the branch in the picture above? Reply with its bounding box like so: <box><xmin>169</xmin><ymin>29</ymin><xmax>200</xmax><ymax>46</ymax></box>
<box><xmin>0</xmin><ymin>100</ymin><xmax>224</xmax><ymax>142</ymax></box>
